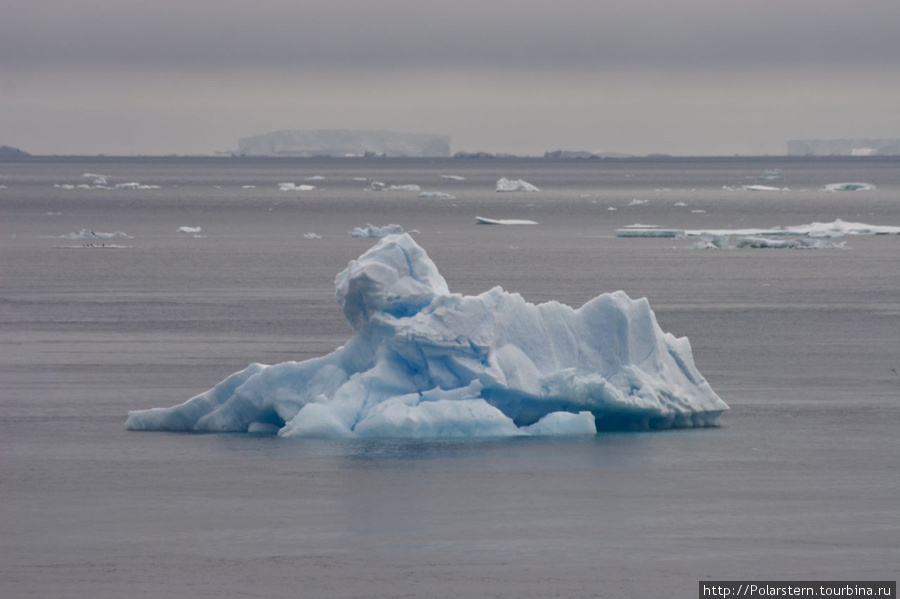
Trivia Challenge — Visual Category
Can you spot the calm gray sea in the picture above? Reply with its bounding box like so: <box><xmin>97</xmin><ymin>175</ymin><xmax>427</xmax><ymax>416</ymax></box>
<box><xmin>2</xmin><ymin>157</ymin><xmax>898</xmax><ymax>598</ymax></box>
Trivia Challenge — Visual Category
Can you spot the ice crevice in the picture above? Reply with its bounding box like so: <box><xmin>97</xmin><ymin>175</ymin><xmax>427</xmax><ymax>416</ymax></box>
<box><xmin>126</xmin><ymin>234</ymin><xmax>727</xmax><ymax>438</ymax></box>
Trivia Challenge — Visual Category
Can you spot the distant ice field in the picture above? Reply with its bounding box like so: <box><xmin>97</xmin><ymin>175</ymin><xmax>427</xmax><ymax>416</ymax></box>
<box><xmin>1</xmin><ymin>156</ymin><xmax>898</xmax><ymax>598</ymax></box>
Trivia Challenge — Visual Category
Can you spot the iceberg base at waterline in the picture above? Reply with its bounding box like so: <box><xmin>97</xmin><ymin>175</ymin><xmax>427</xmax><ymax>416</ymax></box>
<box><xmin>126</xmin><ymin>234</ymin><xmax>727</xmax><ymax>438</ymax></box>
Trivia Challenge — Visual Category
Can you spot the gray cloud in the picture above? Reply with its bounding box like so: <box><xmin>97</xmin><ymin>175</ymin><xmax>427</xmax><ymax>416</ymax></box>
<box><xmin>2</xmin><ymin>0</ymin><xmax>899</xmax><ymax>72</ymax></box>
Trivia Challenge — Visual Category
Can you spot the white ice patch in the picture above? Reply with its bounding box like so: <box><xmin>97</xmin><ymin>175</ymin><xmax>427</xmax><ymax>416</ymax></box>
<box><xmin>475</xmin><ymin>216</ymin><xmax>538</xmax><ymax>225</ymax></box>
<box><xmin>496</xmin><ymin>177</ymin><xmax>540</xmax><ymax>192</ymax></box>
<box><xmin>736</xmin><ymin>237</ymin><xmax>846</xmax><ymax>250</ymax></box>
<box><xmin>278</xmin><ymin>183</ymin><xmax>316</xmax><ymax>191</ymax></box>
<box><xmin>350</xmin><ymin>224</ymin><xmax>405</xmax><ymax>238</ymax></box>
<box><xmin>723</xmin><ymin>185</ymin><xmax>789</xmax><ymax>192</ymax></box>
<box><xmin>685</xmin><ymin>219</ymin><xmax>900</xmax><ymax>237</ymax></box>
<box><xmin>627</xmin><ymin>199</ymin><xmax>649</xmax><ymax>206</ymax></box>
<box><xmin>178</xmin><ymin>226</ymin><xmax>202</xmax><ymax>234</ymax></box>
<box><xmin>126</xmin><ymin>234</ymin><xmax>728</xmax><ymax>438</ymax></box>
<box><xmin>419</xmin><ymin>191</ymin><xmax>456</xmax><ymax>200</ymax></box>
<box><xmin>440</xmin><ymin>175</ymin><xmax>466</xmax><ymax>181</ymax></box>
<box><xmin>115</xmin><ymin>182</ymin><xmax>160</xmax><ymax>190</ymax></box>
<box><xmin>389</xmin><ymin>184</ymin><xmax>421</xmax><ymax>192</ymax></box>
<box><xmin>303</xmin><ymin>232</ymin><xmax>323</xmax><ymax>240</ymax></box>
<box><xmin>60</xmin><ymin>229</ymin><xmax>131</xmax><ymax>240</ymax></box>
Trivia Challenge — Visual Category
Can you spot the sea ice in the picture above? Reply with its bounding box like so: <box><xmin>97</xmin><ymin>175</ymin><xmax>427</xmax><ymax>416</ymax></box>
<box><xmin>178</xmin><ymin>226</ymin><xmax>202</xmax><ymax>233</ymax></box>
<box><xmin>115</xmin><ymin>182</ymin><xmax>160</xmax><ymax>190</ymax></box>
<box><xmin>627</xmin><ymin>199</ymin><xmax>649</xmax><ymax>206</ymax></box>
<box><xmin>615</xmin><ymin>225</ymin><xmax>683</xmax><ymax>238</ymax></box>
<box><xmin>736</xmin><ymin>237</ymin><xmax>846</xmax><ymax>250</ymax></box>
<box><xmin>496</xmin><ymin>177</ymin><xmax>540</xmax><ymax>192</ymax></box>
<box><xmin>475</xmin><ymin>216</ymin><xmax>539</xmax><ymax>225</ymax></box>
<box><xmin>126</xmin><ymin>234</ymin><xmax>728</xmax><ymax>438</ymax></box>
<box><xmin>440</xmin><ymin>175</ymin><xmax>466</xmax><ymax>181</ymax></box>
<box><xmin>684</xmin><ymin>219</ymin><xmax>900</xmax><ymax>237</ymax></box>
<box><xmin>419</xmin><ymin>191</ymin><xmax>456</xmax><ymax>200</ymax></box>
<box><xmin>62</xmin><ymin>229</ymin><xmax>131</xmax><ymax>240</ymax></box>
<box><xmin>303</xmin><ymin>232</ymin><xmax>323</xmax><ymax>240</ymax></box>
<box><xmin>350</xmin><ymin>224</ymin><xmax>405</xmax><ymax>238</ymax></box>
<box><xmin>389</xmin><ymin>184</ymin><xmax>421</xmax><ymax>192</ymax></box>
<box><xmin>823</xmin><ymin>182</ymin><xmax>876</xmax><ymax>192</ymax></box>
<box><xmin>278</xmin><ymin>183</ymin><xmax>315</xmax><ymax>191</ymax></box>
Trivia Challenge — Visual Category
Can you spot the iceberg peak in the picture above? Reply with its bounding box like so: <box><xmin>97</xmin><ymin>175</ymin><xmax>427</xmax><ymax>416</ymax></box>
<box><xmin>127</xmin><ymin>234</ymin><xmax>727</xmax><ymax>438</ymax></box>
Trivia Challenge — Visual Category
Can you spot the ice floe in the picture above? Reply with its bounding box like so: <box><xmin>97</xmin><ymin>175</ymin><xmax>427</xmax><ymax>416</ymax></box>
<box><xmin>126</xmin><ymin>233</ymin><xmax>727</xmax><ymax>438</ymax></box>
<box><xmin>723</xmin><ymin>185</ymin><xmax>789</xmax><ymax>192</ymax></box>
<box><xmin>59</xmin><ymin>229</ymin><xmax>131</xmax><ymax>240</ymax></box>
<box><xmin>440</xmin><ymin>175</ymin><xmax>466</xmax><ymax>181</ymax></box>
<box><xmin>419</xmin><ymin>191</ymin><xmax>456</xmax><ymax>200</ymax></box>
<box><xmin>475</xmin><ymin>216</ymin><xmax>538</xmax><ymax>225</ymax></box>
<box><xmin>389</xmin><ymin>184</ymin><xmax>421</xmax><ymax>192</ymax></box>
<box><xmin>178</xmin><ymin>226</ymin><xmax>202</xmax><ymax>234</ymax></box>
<box><xmin>496</xmin><ymin>177</ymin><xmax>540</xmax><ymax>192</ymax></box>
<box><xmin>350</xmin><ymin>224</ymin><xmax>405</xmax><ymax>238</ymax></box>
<box><xmin>627</xmin><ymin>199</ymin><xmax>649</xmax><ymax>206</ymax></box>
<box><xmin>685</xmin><ymin>219</ymin><xmax>900</xmax><ymax>237</ymax></box>
<box><xmin>278</xmin><ymin>183</ymin><xmax>316</xmax><ymax>191</ymax></box>
<box><xmin>735</xmin><ymin>237</ymin><xmax>846</xmax><ymax>250</ymax></box>
<box><xmin>823</xmin><ymin>182</ymin><xmax>876</xmax><ymax>192</ymax></box>
<box><xmin>303</xmin><ymin>232</ymin><xmax>323</xmax><ymax>240</ymax></box>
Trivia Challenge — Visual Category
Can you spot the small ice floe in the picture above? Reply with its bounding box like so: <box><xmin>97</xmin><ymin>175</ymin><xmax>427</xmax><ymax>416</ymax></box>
<box><xmin>352</xmin><ymin>177</ymin><xmax>370</xmax><ymax>182</ymax></box>
<box><xmin>60</xmin><ymin>229</ymin><xmax>131</xmax><ymax>240</ymax></box>
<box><xmin>350</xmin><ymin>224</ymin><xmax>405</xmax><ymax>238</ymax></box>
<box><xmin>691</xmin><ymin>209</ymin><xmax>707</xmax><ymax>214</ymax></box>
<box><xmin>115</xmin><ymin>182</ymin><xmax>161</xmax><ymax>190</ymax></box>
<box><xmin>822</xmin><ymin>182</ymin><xmax>876</xmax><ymax>192</ymax></box>
<box><xmin>83</xmin><ymin>173</ymin><xmax>109</xmax><ymax>186</ymax></box>
<box><xmin>389</xmin><ymin>184</ymin><xmax>421</xmax><ymax>191</ymax></box>
<box><xmin>278</xmin><ymin>183</ymin><xmax>315</xmax><ymax>191</ymax></box>
<box><xmin>758</xmin><ymin>169</ymin><xmax>782</xmax><ymax>181</ymax></box>
<box><xmin>475</xmin><ymin>216</ymin><xmax>538</xmax><ymax>225</ymax></box>
<box><xmin>691</xmin><ymin>234</ymin><xmax>729</xmax><ymax>250</ymax></box>
<box><xmin>607</xmin><ymin>207</ymin><xmax>617</xmax><ymax>211</ymax></box>
<box><xmin>627</xmin><ymin>199</ymin><xmax>649</xmax><ymax>206</ymax></box>
<box><xmin>496</xmin><ymin>177</ymin><xmax>540</xmax><ymax>192</ymax></box>
<box><xmin>370</xmin><ymin>181</ymin><xmax>387</xmax><ymax>191</ymax></box>
<box><xmin>615</xmin><ymin>224</ymin><xmax>683</xmax><ymax>238</ymax></box>
<box><xmin>303</xmin><ymin>232</ymin><xmax>322</xmax><ymax>240</ymax></box>
<box><xmin>55</xmin><ymin>184</ymin><xmax>76</xmax><ymax>190</ymax></box>
<box><xmin>723</xmin><ymin>184</ymin><xmax>788</xmax><ymax>192</ymax></box>
<box><xmin>54</xmin><ymin>243</ymin><xmax>130</xmax><ymax>250</ymax></box>
<box><xmin>736</xmin><ymin>237</ymin><xmax>846</xmax><ymax>250</ymax></box>
<box><xmin>305</xmin><ymin>175</ymin><xmax>325</xmax><ymax>181</ymax></box>
<box><xmin>241</xmin><ymin>185</ymin><xmax>257</xmax><ymax>189</ymax></box>
<box><xmin>440</xmin><ymin>174</ymin><xmax>466</xmax><ymax>181</ymax></box>
<box><xmin>419</xmin><ymin>191</ymin><xmax>456</xmax><ymax>200</ymax></box>
<box><xmin>178</xmin><ymin>226</ymin><xmax>202</xmax><ymax>234</ymax></box>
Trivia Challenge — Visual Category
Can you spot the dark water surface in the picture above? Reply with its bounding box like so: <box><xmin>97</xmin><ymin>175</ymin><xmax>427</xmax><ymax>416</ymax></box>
<box><xmin>2</xmin><ymin>157</ymin><xmax>898</xmax><ymax>598</ymax></box>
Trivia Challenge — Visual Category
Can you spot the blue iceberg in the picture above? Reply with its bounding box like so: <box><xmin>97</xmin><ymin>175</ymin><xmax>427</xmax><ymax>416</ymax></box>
<box><xmin>126</xmin><ymin>234</ymin><xmax>727</xmax><ymax>437</ymax></box>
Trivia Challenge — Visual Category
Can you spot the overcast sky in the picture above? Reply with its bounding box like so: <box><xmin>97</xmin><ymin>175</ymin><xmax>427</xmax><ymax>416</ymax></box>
<box><xmin>2</xmin><ymin>0</ymin><xmax>899</xmax><ymax>156</ymax></box>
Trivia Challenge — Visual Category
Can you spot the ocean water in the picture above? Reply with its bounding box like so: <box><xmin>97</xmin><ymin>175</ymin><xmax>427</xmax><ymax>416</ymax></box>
<box><xmin>1</xmin><ymin>157</ymin><xmax>898</xmax><ymax>598</ymax></box>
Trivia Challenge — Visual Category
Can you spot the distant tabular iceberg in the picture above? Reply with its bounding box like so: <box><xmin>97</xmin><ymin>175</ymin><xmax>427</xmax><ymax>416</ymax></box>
<box><xmin>236</xmin><ymin>129</ymin><xmax>451</xmax><ymax>158</ymax></box>
<box><xmin>787</xmin><ymin>139</ymin><xmax>900</xmax><ymax>156</ymax></box>
<box><xmin>126</xmin><ymin>234</ymin><xmax>727</xmax><ymax>438</ymax></box>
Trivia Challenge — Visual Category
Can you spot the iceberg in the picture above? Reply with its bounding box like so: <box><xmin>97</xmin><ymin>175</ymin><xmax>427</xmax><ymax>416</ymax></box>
<box><xmin>736</xmin><ymin>237</ymin><xmax>846</xmax><ymax>250</ymax></box>
<box><xmin>496</xmin><ymin>178</ymin><xmax>540</xmax><ymax>192</ymax></box>
<box><xmin>126</xmin><ymin>234</ymin><xmax>727</xmax><ymax>438</ymax></box>
<box><xmin>822</xmin><ymin>182</ymin><xmax>876</xmax><ymax>192</ymax></box>
<box><xmin>178</xmin><ymin>226</ymin><xmax>202</xmax><ymax>234</ymax></box>
<box><xmin>350</xmin><ymin>224</ymin><xmax>405</xmax><ymax>238</ymax></box>
<box><xmin>61</xmin><ymin>229</ymin><xmax>131</xmax><ymax>240</ymax></box>
<box><xmin>389</xmin><ymin>184</ymin><xmax>421</xmax><ymax>192</ymax></box>
<box><xmin>683</xmin><ymin>219</ymin><xmax>900</xmax><ymax>238</ymax></box>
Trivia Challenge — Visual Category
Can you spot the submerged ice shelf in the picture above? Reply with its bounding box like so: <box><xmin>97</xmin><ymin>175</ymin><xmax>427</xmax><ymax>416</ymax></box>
<box><xmin>127</xmin><ymin>234</ymin><xmax>727</xmax><ymax>438</ymax></box>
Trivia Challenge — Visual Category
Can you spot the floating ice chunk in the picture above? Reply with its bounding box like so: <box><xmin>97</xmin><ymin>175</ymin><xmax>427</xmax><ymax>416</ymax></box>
<box><xmin>823</xmin><ymin>182</ymin><xmax>876</xmax><ymax>192</ymax></box>
<box><xmin>83</xmin><ymin>173</ymin><xmax>109</xmax><ymax>186</ymax></box>
<box><xmin>691</xmin><ymin>234</ymin><xmax>729</xmax><ymax>250</ymax></box>
<box><xmin>685</xmin><ymin>219</ymin><xmax>900</xmax><ymax>237</ymax></box>
<box><xmin>723</xmin><ymin>184</ymin><xmax>788</xmax><ymax>192</ymax></box>
<box><xmin>475</xmin><ymin>216</ymin><xmax>538</xmax><ymax>225</ymax></box>
<box><xmin>758</xmin><ymin>169</ymin><xmax>782</xmax><ymax>181</ymax></box>
<box><xmin>303</xmin><ymin>232</ymin><xmax>322</xmax><ymax>239</ymax></box>
<box><xmin>62</xmin><ymin>229</ymin><xmax>131</xmax><ymax>240</ymax></box>
<box><xmin>55</xmin><ymin>184</ymin><xmax>76</xmax><ymax>189</ymax></box>
<box><xmin>691</xmin><ymin>209</ymin><xmax>707</xmax><ymax>214</ymax></box>
<box><xmin>350</xmin><ymin>223</ymin><xmax>405</xmax><ymax>238</ymax></box>
<box><xmin>242</xmin><ymin>185</ymin><xmax>257</xmax><ymax>189</ymax></box>
<box><xmin>607</xmin><ymin>207</ymin><xmax>617</xmax><ymax>211</ymax></box>
<box><xmin>615</xmin><ymin>227</ymin><xmax>683</xmax><ymax>238</ymax></box>
<box><xmin>419</xmin><ymin>191</ymin><xmax>456</xmax><ymax>200</ymax></box>
<box><xmin>126</xmin><ymin>233</ymin><xmax>727</xmax><ymax>438</ymax></box>
<box><xmin>370</xmin><ymin>181</ymin><xmax>387</xmax><ymax>191</ymax></box>
<box><xmin>440</xmin><ymin>175</ymin><xmax>466</xmax><ymax>181</ymax></box>
<box><xmin>389</xmin><ymin>184</ymin><xmax>421</xmax><ymax>192</ymax></box>
<box><xmin>736</xmin><ymin>237</ymin><xmax>846</xmax><ymax>250</ymax></box>
<box><xmin>115</xmin><ymin>182</ymin><xmax>160</xmax><ymax>190</ymax></box>
<box><xmin>496</xmin><ymin>177</ymin><xmax>540</xmax><ymax>192</ymax></box>
<box><xmin>674</xmin><ymin>202</ymin><xmax>688</xmax><ymax>207</ymax></box>
<box><xmin>305</xmin><ymin>175</ymin><xmax>325</xmax><ymax>181</ymax></box>
<box><xmin>178</xmin><ymin>226</ymin><xmax>202</xmax><ymax>234</ymax></box>
<box><xmin>627</xmin><ymin>199</ymin><xmax>649</xmax><ymax>206</ymax></box>
<box><xmin>278</xmin><ymin>183</ymin><xmax>315</xmax><ymax>191</ymax></box>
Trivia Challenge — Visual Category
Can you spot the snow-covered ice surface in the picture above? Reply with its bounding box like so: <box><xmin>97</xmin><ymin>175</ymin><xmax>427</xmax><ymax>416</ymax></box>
<box><xmin>496</xmin><ymin>177</ymin><xmax>540</xmax><ymax>192</ymax></box>
<box><xmin>126</xmin><ymin>234</ymin><xmax>727</xmax><ymax>437</ymax></box>
<box><xmin>350</xmin><ymin>223</ymin><xmax>405</xmax><ymax>238</ymax></box>
<box><xmin>475</xmin><ymin>216</ymin><xmax>539</xmax><ymax>225</ymax></box>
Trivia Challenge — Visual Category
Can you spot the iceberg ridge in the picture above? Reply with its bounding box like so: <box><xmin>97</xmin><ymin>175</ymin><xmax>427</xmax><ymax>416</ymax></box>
<box><xmin>126</xmin><ymin>234</ymin><xmax>727</xmax><ymax>438</ymax></box>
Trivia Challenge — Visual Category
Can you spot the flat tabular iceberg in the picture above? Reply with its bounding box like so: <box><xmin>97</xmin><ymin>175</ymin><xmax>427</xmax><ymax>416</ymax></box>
<box><xmin>126</xmin><ymin>234</ymin><xmax>727</xmax><ymax>438</ymax></box>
